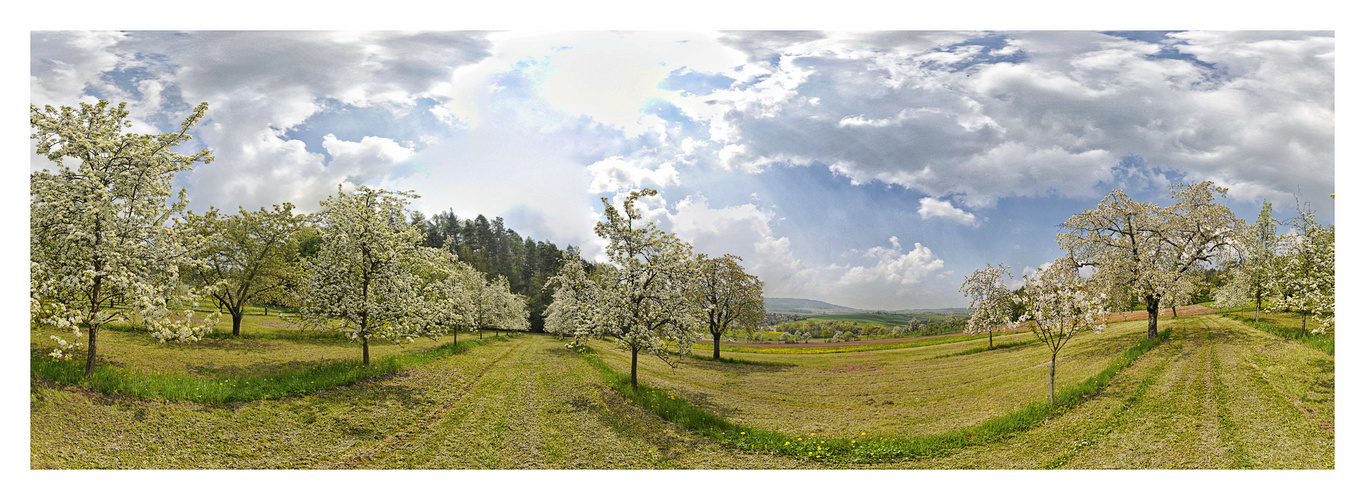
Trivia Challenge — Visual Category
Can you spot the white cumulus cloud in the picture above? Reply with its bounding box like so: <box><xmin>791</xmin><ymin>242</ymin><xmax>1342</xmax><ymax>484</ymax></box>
<box><xmin>917</xmin><ymin>197</ymin><xmax>980</xmax><ymax>226</ymax></box>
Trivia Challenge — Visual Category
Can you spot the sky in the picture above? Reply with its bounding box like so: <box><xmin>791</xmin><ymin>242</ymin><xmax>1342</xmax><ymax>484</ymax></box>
<box><xmin>27</xmin><ymin>28</ymin><xmax>1336</xmax><ymax>310</ymax></box>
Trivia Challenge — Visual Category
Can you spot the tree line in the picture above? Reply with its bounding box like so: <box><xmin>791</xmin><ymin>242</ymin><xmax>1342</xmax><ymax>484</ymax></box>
<box><xmin>30</xmin><ymin>100</ymin><xmax>771</xmax><ymax>382</ymax></box>
<box><xmin>771</xmin><ymin>317</ymin><xmax>967</xmax><ymax>342</ymax></box>
<box><xmin>410</xmin><ymin>210</ymin><xmax>575</xmax><ymax>332</ymax></box>
<box><xmin>30</xmin><ymin>101</ymin><xmax>535</xmax><ymax>375</ymax></box>
<box><xmin>960</xmin><ymin>182</ymin><xmax>1334</xmax><ymax>405</ymax></box>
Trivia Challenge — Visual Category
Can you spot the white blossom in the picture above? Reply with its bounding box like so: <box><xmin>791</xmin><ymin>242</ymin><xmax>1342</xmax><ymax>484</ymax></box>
<box><xmin>30</xmin><ymin>100</ymin><xmax>219</xmax><ymax>372</ymax></box>
<box><xmin>1015</xmin><ymin>259</ymin><xmax>1108</xmax><ymax>406</ymax></box>
<box><xmin>545</xmin><ymin>189</ymin><xmax>704</xmax><ymax>388</ymax></box>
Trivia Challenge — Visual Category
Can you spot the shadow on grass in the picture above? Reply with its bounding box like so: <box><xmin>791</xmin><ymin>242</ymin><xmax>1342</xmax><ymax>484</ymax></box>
<box><xmin>30</xmin><ymin>335</ymin><xmax>510</xmax><ymax>404</ymax></box>
<box><xmin>575</xmin><ymin>328</ymin><xmax>1171</xmax><ymax>464</ymax></box>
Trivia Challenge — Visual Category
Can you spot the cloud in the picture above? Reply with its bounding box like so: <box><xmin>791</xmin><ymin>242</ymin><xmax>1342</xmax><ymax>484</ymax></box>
<box><xmin>585</xmin><ymin>156</ymin><xmax>680</xmax><ymax>193</ymax></box>
<box><xmin>30</xmin><ymin>31</ymin><xmax>127</xmax><ymax>107</ymax></box>
<box><xmin>31</xmin><ymin>31</ymin><xmax>494</xmax><ymax>213</ymax></box>
<box><xmin>669</xmin><ymin>31</ymin><xmax>1333</xmax><ymax>212</ymax></box>
<box><xmin>666</xmin><ymin>196</ymin><xmax>949</xmax><ymax>309</ymax></box>
<box><xmin>322</xmin><ymin>134</ymin><xmax>416</xmax><ymax>182</ymax></box>
<box><xmin>917</xmin><ymin>197</ymin><xmax>980</xmax><ymax>226</ymax></box>
<box><xmin>838</xmin><ymin>236</ymin><xmax>945</xmax><ymax>287</ymax></box>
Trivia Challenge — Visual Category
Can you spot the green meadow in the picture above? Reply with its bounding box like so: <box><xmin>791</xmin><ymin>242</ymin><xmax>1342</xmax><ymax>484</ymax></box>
<box><xmin>30</xmin><ymin>311</ymin><xmax>1332</xmax><ymax>468</ymax></box>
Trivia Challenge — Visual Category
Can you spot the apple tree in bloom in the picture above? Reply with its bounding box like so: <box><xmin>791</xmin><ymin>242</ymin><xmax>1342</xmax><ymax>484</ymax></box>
<box><xmin>692</xmin><ymin>253</ymin><xmax>765</xmax><ymax>360</ymax></box>
<box><xmin>960</xmin><ymin>263</ymin><xmax>1014</xmax><ymax>349</ymax></box>
<box><xmin>1213</xmin><ymin>201</ymin><xmax>1280</xmax><ymax>320</ymax></box>
<box><xmin>546</xmin><ymin>189</ymin><xmax>703</xmax><ymax>388</ymax></box>
<box><xmin>1273</xmin><ymin>202</ymin><xmax>1334</xmax><ymax>336</ymax></box>
<box><xmin>456</xmin><ymin>268</ymin><xmax>530</xmax><ymax>339</ymax></box>
<box><xmin>1058</xmin><ymin>181</ymin><xmax>1244</xmax><ymax>340</ymax></box>
<box><xmin>407</xmin><ymin>244</ymin><xmax>475</xmax><ymax>344</ymax></box>
<box><xmin>299</xmin><ymin>186</ymin><xmax>439</xmax><ymax>366</ymax></box>
<box><xmin>1014</xmin><ymin>259</ymin><xmax>1109</xmax><ymax>406</ymax></box>
<box><xmin>182</xmin><ymin>203</ymin><xmax>304</xmax><ymax>336</ymax></box>
<box><xmin>542</xmin><ymin>252</ymin><xmax>599</xmax><ymax>340</ymax></box>
<box><xmin>30</xmin><ymin>100</ymin><xmax>219</xmax><ymax>376</ymax></box>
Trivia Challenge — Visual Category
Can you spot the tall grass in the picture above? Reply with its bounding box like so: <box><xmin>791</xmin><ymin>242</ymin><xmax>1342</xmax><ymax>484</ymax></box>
<box><xmin>1220</xmin><ymin>313</ymin><xmax>1334</xmax><ymax>355</ymax></box>
<box><xmin>580</xmin><ymin>329</ymin><xmax>1168</xmax><ymax>463</ymax></box>
<box><xmin>30</xmin><ymin>335</ymin><xmax>513</xmax><ymax>403</ymax></box>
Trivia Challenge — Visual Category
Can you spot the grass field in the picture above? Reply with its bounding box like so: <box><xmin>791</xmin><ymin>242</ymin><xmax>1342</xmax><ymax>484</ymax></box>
<box><xmin>593</xmin><ymin>322</ymin><xmax>1147</xmax><ymax>438</ymax></box>
<box><xmin>30</xmin><ymin>312</ymin><xmax>1332</xmax><ymax>469</ymax></box>
<box><xmin>807</xmin><ymin>312</ymin><xmax>913</xmax><ymax>327</ymax></box>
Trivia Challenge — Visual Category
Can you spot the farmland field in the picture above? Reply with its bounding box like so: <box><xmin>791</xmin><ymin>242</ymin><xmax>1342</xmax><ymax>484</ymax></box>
<box><xmin>30</xmin><ymin>313</ymin><xmax>1332</xmax><ymax>469</ymax></box>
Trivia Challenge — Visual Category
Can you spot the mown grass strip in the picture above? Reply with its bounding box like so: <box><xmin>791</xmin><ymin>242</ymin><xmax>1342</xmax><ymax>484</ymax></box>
<box><xmin>580</xmin><ymin>329</ymin><xmax>1168</xmax><ymax>464</ymax></box>
<box><xmin>697</xmin><ymin>331</ymin><xmax>1012</xmax><ymax>355</ymax></box>
<box><xmin>931</xmin><ymin>339</ymin><xmax>1038</xmax><ymax>359</ymax></box>
<box><xmin>30</xmin><ymin>335</ymin><xmax>516</xmax><ymax>404</ymax></box>
<box><xmin>1219</xmin><ymin>313</ymin><xmax>1334</xmax><ymax>355</ymax></box>
<box><xmin>685</xmin><ymin>353</ymin><xmax>797</xmax><ymax>367</ymax></box>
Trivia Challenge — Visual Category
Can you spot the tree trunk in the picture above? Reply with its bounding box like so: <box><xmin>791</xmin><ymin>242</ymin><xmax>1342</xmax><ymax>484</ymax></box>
<box><xmin>85</xmin><ymin>322</ymin><xmax>99</xmax><ymax>377</ymax></box>
<box><xmin>1255</xmin><ymin>296</ymin><xmax>1261</xmax><ymax>323</ymax></box>
<box><xmin>1146</xmin><ymin>296</ymin><xmax>1160</xmax><ymax>340</ymax></box>
<box><xmin>1049</xmin><ymin>351</ymin><xmax>1057</xmax><ymax>406</ymax></box>
<box><xmin>988</xmin><ymin>327</ymin><xmax>994</xmax><ymax>349</ymax></box>
<box><xmin>1301</xmin><ymin>311</ymin><xmax>1308</xmax><ymax>338</ymax></box>
<box><xmin>1172</xmin><ymin>305</ymin><xmax>1178</xmax><ymax>318</ymax></box>
<box><xmin>232</xmin><ymin>312</ymin><xmax>243</xmax><ymax>336</ymax></box>
<box><xmin>630</xmin><ymin>346</ymin><xmax>639</xmax><ymax>389</ymax></box>
<box><xmin>713</xmin><ymin>330</ymin><xmax>722</xmax><ymax>360</ymax></box>
<box><xmin>363</xmin><ymin>337</ymin><xmax>370</xmax><ymax>366</ymax></box>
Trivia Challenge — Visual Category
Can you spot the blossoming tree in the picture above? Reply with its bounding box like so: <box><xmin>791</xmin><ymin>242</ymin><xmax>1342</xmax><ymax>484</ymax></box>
<box><xmin>30</xmin><ymin>100</ymin><xmax>219</xmax><ymax>376</ymax></box>
<box><xmin>692</xmin><ymin>253</ymin><xmax>765</xmax><ymax>360</ymax></box>
<box><xmin>1213</xmin><ymin>201</ymin><xmax>1279</xmax><ymax>321</ymax></box>
<box><xmin>960</xmin><ymin>263</ymin><xmax>1014</xmax><ymax>349</ymax></box>
<box><xmin>546</xmin><ymin>189</ymin><xmax>703</xmax><ymax>388</ymax></box>
<box><xmin>1058</xmin><ymin>181</ymin><xmax>1245</xmax><ymax>340</ymax></box>
<box><xmin>1015</xmin><ymin>259</ymin><xmax>1109</xmax><ymax>406</ymax></box>
<box><xmin>1273</xmin><ymin>202</ymin><xmax>1334</xmax><ymax>336</ymax></box>
<box><xmin>299</xmin><ymin>186</ymin><xmax>438</xmax><ymax>365</ymax></box>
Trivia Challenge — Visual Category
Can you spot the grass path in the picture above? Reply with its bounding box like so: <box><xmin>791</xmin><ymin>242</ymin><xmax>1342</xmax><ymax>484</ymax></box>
<box><xmin>879</xmin><ymin>316</ymin><xmax>1333</xmax><ymax>468</ymax></box>
<box><xmin>361</xmin><ymin>334</ymin><xmax>807</xmax><ymax>468</ymax></box>
<box><xmin>31</xmin><ymin>333</ymin><xmax>806</xmax><ymax>469</ymax></box>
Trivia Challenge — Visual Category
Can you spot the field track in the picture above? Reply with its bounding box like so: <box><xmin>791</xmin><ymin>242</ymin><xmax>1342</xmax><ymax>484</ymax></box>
<box><xmin>893</xmin><ymin>315</ymin><xmax>1333</xmax><ymax>468</ymax></box>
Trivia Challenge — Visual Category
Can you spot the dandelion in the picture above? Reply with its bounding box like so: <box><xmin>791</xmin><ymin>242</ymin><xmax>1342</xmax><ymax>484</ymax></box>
<box><xmin>784</xmin><ymin>442</ymin><xmax>790</xmax><ymax>446</ymax></box>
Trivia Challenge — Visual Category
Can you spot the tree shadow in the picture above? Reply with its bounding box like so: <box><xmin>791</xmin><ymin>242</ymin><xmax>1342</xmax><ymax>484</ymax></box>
<box><xmin>1304</xmin><ymin>357</ymin><xmax>1335</xmax><ymax>406</ymax></box>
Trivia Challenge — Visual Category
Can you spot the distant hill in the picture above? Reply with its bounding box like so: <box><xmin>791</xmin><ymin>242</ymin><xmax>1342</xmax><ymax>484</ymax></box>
<box><xmin>763</xmin><ymin>297</ymin><xmax>858</xmax><ymax>315</ymax></box>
